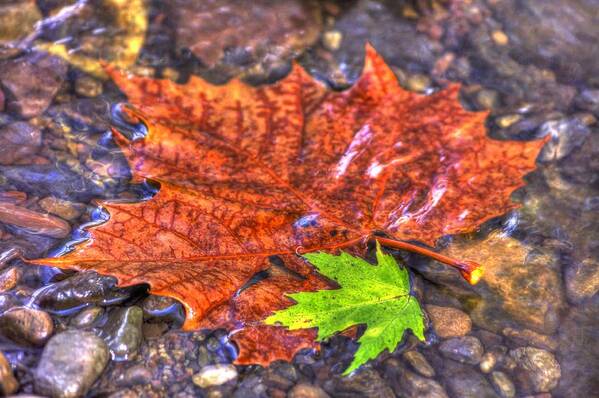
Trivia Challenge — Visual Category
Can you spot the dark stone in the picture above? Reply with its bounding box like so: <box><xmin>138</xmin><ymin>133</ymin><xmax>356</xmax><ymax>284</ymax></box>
<box><xmin>34</xmin><ymin>271</ymin><xmax>135</xmax><ymax>315</ymax></box>
<box><xmin>439</xmin><ymin>336</ymin><xmax>484</xmax><ymax>365</ymax></box>
<box><xmin>440</xmin><ymin>360</ymin><xmax>500</xmax><ymax>398</ymax></box>
<box><xmin>100</xmin><ymin>307</ymin><xmax>144</xmax><ymax>361</ymax></box>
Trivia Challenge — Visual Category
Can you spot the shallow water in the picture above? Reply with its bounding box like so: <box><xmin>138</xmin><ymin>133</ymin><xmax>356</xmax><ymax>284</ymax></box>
<box><xmin>0</xmin><ymin>0</ymin><xmax>598</xmax><ymax>397</ymax></box>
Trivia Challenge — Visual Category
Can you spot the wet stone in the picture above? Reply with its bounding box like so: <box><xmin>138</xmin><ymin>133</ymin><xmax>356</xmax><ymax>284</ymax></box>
<box><xmin>439</xmin><ymin>336</ymin><xmax>484</xmax><ymax>365</ymax></box>
<box><xmin>537</xmin><ymin>117</ymin><xmax>590</xmax><ymax>162</ymax></box>
<box><xmin>0</xmin><ymin>53</ymin><xmax>67</xmax><ymax>118</ymax></box>
<box><xmin>564</xmin><ymin>258</ymin><xmax>599</xmax><ymax>303</ymax></box>
<box><xmin>141</xmin><ymin>294</ymin><xmax>184</xmax><ymax>321</ymax></box>
<box><xmin>0</xmin><ymin>350</ymin><xmax>18</xmax><ymax>395</ymax></box>
<box><xmin>70</xmin><ymin>306</ymin><xmax>104</xmax><ymax>328</ymax></box>
<box><xmin>426</xmin><ymin>305</ymin><xmax>472</xmax><ymax>338</ymax></box>
<box><xmin>479</xmin><ymin>351</ymin><xmax>498</xmax><ymax>373</ymax></box>
<box><xmin>101</xmin><ymin>306</ymin><xmax>144</xmax><ymax>361</ymax></box>
<box><xmin>441</xmin><ymin>361</ymin><xmax>500</xmax><ymax>398</ymax></box>
<box><xmin>575</xmin><ymin>89</ymin><xmax>599</xmax><ymax>114</ymax></box>
<box><xmin>502</xmin><ymin>328</ymin><xmax>558</xmax><ymax>351</ymax></box>
<box><xmin>74</xmin><ymin>75</ymin><xmax>103</xmax><ymax>98</ymax></box>
<box><xmin>38</xmin><ymin>196</ymin><xmax>84</xmax><ymax>221</ymax></box>
<box><xmin>121</xmin><ymin>364</ymin><xmax>152</xmax><ymax>387</ymax></box>
<box><xmin>35</xmin><ymin>330</ymin><xmax>109</xmax><ymax>398</ymax></box>
<box><xmin>35</xmin><ymin>271</ymin><xmax>133</xmax><ymax>314</ymax></box>
<box><xmin>509</xmin><ymin>347</ymin><xmax>561</xmax><ymax>393</ymax></box>
<box><xmin>490</xmin><ymin>371</ymin><xmax>516</xmax><ymax>398</ymax></box>
<box><xmin>0</xmin><ymin>306</ymin><xmax>53</xmax><ymax>346</ymax></box>
<box><xmin>402</xmin><ymin>350</ymin><xmax>435</xmax><ymax>377</ymax></box>
<box><xmin>193</xmin><ymin>364</ymin><xmax>238</xmax><ymax>388</ymax></box>
<box><xmin>0</xmin><ymin>122</ymin><xmax>42</xmax><ymax>165</ymax></box>
<box><xmin>385</xmin><ymin>359</ymin><xmax>447</xmax><ymax>398</ymax></box>
<box><xmin>288</xmin><ymin>383</ymin><xmax>330</xmax><ymax>398</ymax></box>
<box><xmin>0</xmin><ymin>266</ymin><xmax>21</xmax><ymax>293</ymax></box>
<box><xmin>0</xmin><ymin>0</ymin><xmax>42</xmax><ymax>44</ymax></box>
<box><xmin>328</xmin><ymin>368</ymin><xmax>394</xmax><ymax>398</ymax></box>
<box><xmin>0</xmin><ymin>202</ymin><xmax>70</xmax><ymax>238</ymax></box>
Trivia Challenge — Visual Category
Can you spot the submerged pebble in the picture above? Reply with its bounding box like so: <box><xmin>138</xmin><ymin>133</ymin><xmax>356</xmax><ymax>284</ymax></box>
<box><xmin>0</xmin><ymin>350</ymin><xmax>18</xmax><ymax>395</ymax></box>
<box><xmin>509</xmin><ymin>347</ymin><xmax>561</xmax><ymax>393</ymax></box>
<box><xmin>0</xmin><ymin>306</ymin><xmax>53</xmax><ymax>346</ymax></box>
<box><xmin>0</xmin><ymin>53</ymin><xmax>67</xmax><ymax>118</ymax></box>
<box><xmin>35</xmin><ymin>330</ymin><xmax>109</xmax><ymax>398</ymax></box>
<box><xmin>426</xmin><ymin>305</ymin><xmax>472</xmax><ymax>338</ymax></box>
<box><xmin>101</xmin><ymin>306</ymin><xmax>144</xmax><ymax>361</ymax></box>
<box><xmin>402</xmin><ymin>350</ymin><xmax>435</xmax><ymax>377</ymax></box>
<box><xmin>490</xmin><ymin>371</ymin><xmax>516</xmax><ymax>398</ymax></box>
<box><xmin>439</xmin><ymin>336</ymin><xmax>484</xmax><ymax>365</ymax></box>
<box><xmin>0</xmin><ymin>122</ymin><xmax>42</xmax><ymax>165</ymax></box>
<box><xmin>192</xmin><ymin>364</ymin><xmax>238</xmax><ymax>388</ymax></box>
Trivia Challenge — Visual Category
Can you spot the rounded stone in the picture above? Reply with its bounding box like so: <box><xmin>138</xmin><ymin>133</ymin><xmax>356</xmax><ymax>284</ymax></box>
<box><xmin>34</xmin><ymin>330</ymin><xmax>109</xmax><ymax>398</ymax></box>
<box><xmin>426</xmin><ymin>305</ymin><xmax>472</xmax><ymax>338</ymax></box>
<box><xmin>192</xmin><ymin>364</ymin><xmax>238</xmax><ymax>388</ymax></box>
<box><xmin>490</xmin><ymin>371</ymin><xmax>516</xmax><ymax>398</ymax></box>
<box><xmin>288</xmin><ymin>383</ymin><xmax>330</xmax><ymax>398</ymax></box>
<box><xmin>0</xmin><ymin>306</ymin><xmax>53</xmax><ymax>346</ymax></box>
<box><xmin>509</xmin><ymin>347</ymin><xmax>561</xmax><ymax>393</ymax></box>
<box><xmin>402</xmin><ymin>350</ymin><xmax>435</xmax><ymax>377</ymax></box>
<box><xmin>0</xmin><ymin>350</ymin><xmax>18</xmax><ymax>395</ymax></box>
<box><xmin>439</xmin><ymin>336</ymin><xmax>484</xmax><ymax>365</ymax></box>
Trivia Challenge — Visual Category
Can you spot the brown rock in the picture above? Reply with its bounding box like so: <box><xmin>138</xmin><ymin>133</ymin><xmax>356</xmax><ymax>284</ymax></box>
<box><xmin>426</xmin><ymin>305</ymin><xmax>472</xmax><ymax>338</ymax></box>
<box><xmin>0</xmin><ymin>306</ymin><xmax>54</xmax><ymax>346</ymax></box>
<box><xmin>0</xmin><ymin>202</ymin><xmax>71</xmax><ymax>238</ymax></box>
<box><xmin>169</xmin><ymin>0</ymin><xmax>321</xmax><ymax>72</ymax></box>
<box><xmin>288</xmin><ymin>383</ymin><xmax>331</xmax><ymax>398</ymax></box>
<box><xmin>38</xmin><ymin>196</ymin><xmax>84</xmax><ymax>221</ymax></box>
<box><xmin>0</xmin><ymin>350</ymin><xmax>18</xmax><ymax>395</ymax></box>
<box><xmin>502</xmin><ymin>328</ymin><xmax>558</xmax><ymax>351</ymax></box>
<box><xmin>0</xmin><ymin>0</ymin><xmax>41</xmax><ymax>44</ymax></box>
<box><xmin>0</xmin><ymin>266</ymin><xmax>21</xmax><ymax>293</ymax></box>
<box><xmin>0</xmin><ymin>122</ymin><xmax>42</xmax><ymax>165</ymax></box>
<box><xmin>0</xmin><ymin>53</ymin><xmax>67</xmax><ymax>118</ymax></box>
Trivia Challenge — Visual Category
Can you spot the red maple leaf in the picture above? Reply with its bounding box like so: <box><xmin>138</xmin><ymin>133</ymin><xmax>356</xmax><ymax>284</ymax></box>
<box><xmin>32</xmin><ymin>45</ymin><xmax>546</xmax><ymax>366</ymax></box>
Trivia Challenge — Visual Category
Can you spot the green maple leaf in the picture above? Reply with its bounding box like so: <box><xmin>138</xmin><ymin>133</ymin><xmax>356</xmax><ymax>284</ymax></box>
<box><xmin>265</xmin><ymin>242</ymin><xmax>425</xmax><ymax>375</ymax></box>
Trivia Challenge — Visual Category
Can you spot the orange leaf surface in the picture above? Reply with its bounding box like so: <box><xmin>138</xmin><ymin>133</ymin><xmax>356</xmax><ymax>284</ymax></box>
<box><xmin>32</xmin><ymin>45</ymin><xmax>546</xmax><ymax>366</ymax></box>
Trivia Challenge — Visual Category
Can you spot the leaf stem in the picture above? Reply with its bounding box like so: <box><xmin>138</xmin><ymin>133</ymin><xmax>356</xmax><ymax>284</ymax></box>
<box><xmin>374</xmin><ymin>237</ymin><xmax>483</xmax><ymax>285</ymax></box>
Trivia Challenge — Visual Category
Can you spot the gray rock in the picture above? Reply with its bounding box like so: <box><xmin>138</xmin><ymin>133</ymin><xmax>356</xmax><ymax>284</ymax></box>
<box><xmin>575</xmin><ymin>89</ymin><xmax>599</xmax><ymax>114</ymax></box>
<box><xmin>0</xmin><ymin>306</ymin><xmax>53</xmax><ymax>346</ymax></box>
<box><xmin>192</xmin><ymin>364</ymin><xmax>238</xmax><ymax>388</ymax></box>
<box><xmin>34</xmin><ymin>271</ymin><xmax>133</xmax><ymax>315</ymax></box>
<box><xmin>490</xmin><ymin>371</ymin><xmax>516</xmax><ymax>398</ymax></box>
<box><xmin>101</xmin><ymin>307</ymin><xmax>143</xmax><ymax>360</ymax></box>
<box><xmin>402</xmin><ymin>350</ymin><xmax>435</xmax><ymax>377</ymax></box>
<box><xmin>537</xmin><ymin>117</ymin><xmax>590</xmax><ymax>162</ymax></box>
<box><xmin>426</xmin><ymin>305</ymin><xmax>472</xmax><ymax>338</ymax></box>
<box><xmin>331</xmin><ymin>368</ymin><xmax>394</xmax><ymax>398</ymax></box>
<box><xmin>0</xmin><ymin>122</ymin><xmax>42</xmax><ymax>165</ymax></box>
<box><xmin>288</xmin><ymin>383</ymin><xmax>330</xmax><ymax>398</ymax></box>
<box><xmin>509</xmin><ymin>347</ymin><xmax>561</xmax><ymax>393</ymax></box>
<box><xmin>35</xmin><ymin>330</ymin><xmax>109</xmax><ymax>398</ymax></box>
<box><xmin>0</xmin><ymin>53</ymin><xmax>67</xmax><ymax>118</ymax></box>
<box><xmin>564</xmin><ymin>258</ymin><xmax>599</xmax><ymax>303</ymax></box>
<box><xmin>491</xmin><ymin>0</ymin><xmax>599</xmax><ymax>83</ymax></box>
<box><xmin>440</xmin><ymin>361</ymin><xmax>499</xmax><ymax>398</ymax></box>
<box><xmin>439</xmin><ymin>336</ymin><xmax>484</xmax><ymax>365</ymax></box>
<box><xmin>555</xmin><ymin>295</ymin><xmax>599</xmax><ymax>397</ymax></box>
<box><xmin>395</xmin><ymin>367</ymin><xmax>447</xmax><ymax>398</ymax></box>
